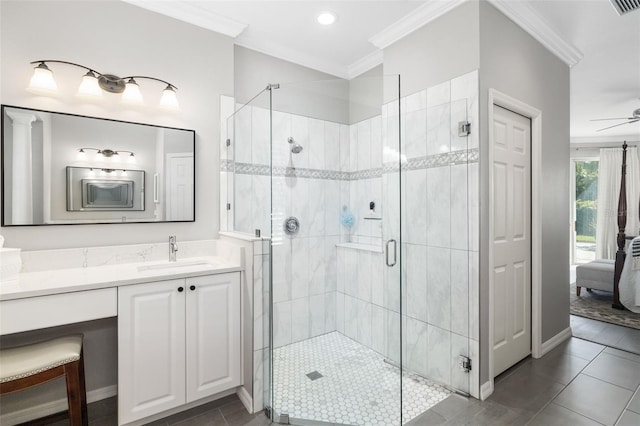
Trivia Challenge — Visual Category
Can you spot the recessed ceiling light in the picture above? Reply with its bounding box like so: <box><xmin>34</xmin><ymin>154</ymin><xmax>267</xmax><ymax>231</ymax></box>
<box><xmin>317</xmin><ymin>11</ymin><xmax>336</xmax><ymax>26</ymax></box>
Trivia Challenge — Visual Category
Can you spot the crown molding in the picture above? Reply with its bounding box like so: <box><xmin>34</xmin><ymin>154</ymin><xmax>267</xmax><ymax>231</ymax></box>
<box><xmin>123</xmin><ymin>0</ymin><xmax>247</xmax><ymax>38</ymax></box>
<box><xmin>347</xmin><ymin>50</ymin><xmax>384</xmax><ymax>80</ymax></box>
<box><xmin>571</xmin><ymin>135</ymin><xmax>640</xmax><ymax>144</ymax></box>
<box><xmin>487</xmin><ymin>0</ymin><xmax>583</xmax><ymax>67</ymax></box>
<box><xmin>235</xmin><ymin>35</ymin><xmax>350</xmax><ymax>80</ymax></box>
<box><xmin>369</xmin><ymin>0</ymin><xmax>466</xmax><ymax>49</ymax></box>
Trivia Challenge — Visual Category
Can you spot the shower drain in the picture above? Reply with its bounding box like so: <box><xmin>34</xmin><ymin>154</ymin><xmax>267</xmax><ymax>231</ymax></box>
<box><xmin>306</xmin><ymin>371</ymin><xmax>323</xmax><ymax>381</ymax></box>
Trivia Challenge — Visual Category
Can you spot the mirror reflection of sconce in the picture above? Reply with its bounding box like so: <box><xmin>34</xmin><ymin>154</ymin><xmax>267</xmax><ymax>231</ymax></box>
<box><xmin>87</xmin><ymin>168</ymin><xmax>130</xmax><ymax>177</ymax></box>
<box><xmin>28</xmin><ymin>60</ymin><xmax>180</xmax><ymax>110</ymax></box>
<box><xmin>77</xmin><ymin>148</ymin><xmax>136</xmax><ymax>164</ymax></box>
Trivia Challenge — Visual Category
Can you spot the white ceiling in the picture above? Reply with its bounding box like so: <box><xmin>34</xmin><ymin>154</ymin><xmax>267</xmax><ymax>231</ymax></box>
<box><xmin>125</xmin><ymin>0</ymin><xmax>640</xmax><ymax>142</ymax></box>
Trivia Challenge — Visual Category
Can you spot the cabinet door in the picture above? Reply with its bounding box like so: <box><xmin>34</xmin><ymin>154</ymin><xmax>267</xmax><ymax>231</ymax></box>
<box><xmin>118</xmin><ymin>279</ymin><xmax>186</xmax><ymax>424</ymax></box>
<box><xmin>186</xmin><ymin>272</ymin><xmax>241</xmax><ymax>401</ymax></box>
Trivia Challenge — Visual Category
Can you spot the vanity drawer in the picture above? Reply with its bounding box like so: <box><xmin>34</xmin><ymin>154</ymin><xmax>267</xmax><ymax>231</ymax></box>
<box><xmin>0</xmin><ymin>288</ymin><xmax>117</xmax><ymax>335</ymax></box>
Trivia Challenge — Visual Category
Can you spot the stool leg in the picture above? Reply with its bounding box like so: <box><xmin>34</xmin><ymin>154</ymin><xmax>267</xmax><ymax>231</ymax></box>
<box><xmin>64</xmin><ymin>351</ymin><xmax>88</xmax><ymax>426</ymax></box>
<box><xmin>577</xmin><ymin>286</ymin><xmax>581</xmax><ymax>296</ymax></box>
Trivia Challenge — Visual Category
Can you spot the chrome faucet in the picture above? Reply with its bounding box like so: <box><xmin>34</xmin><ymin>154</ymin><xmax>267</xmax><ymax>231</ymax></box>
<box><xmin>169</xmin><ymin>236</ymin><xmax>178</xmax><ymax>262</ymax></box>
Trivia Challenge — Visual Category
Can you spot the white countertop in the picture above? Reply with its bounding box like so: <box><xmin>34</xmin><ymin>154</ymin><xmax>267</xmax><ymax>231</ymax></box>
<box><xmin>0</xmin><ymin>256</ymin><xmax>242</xmax><ymax>301</ymax></box>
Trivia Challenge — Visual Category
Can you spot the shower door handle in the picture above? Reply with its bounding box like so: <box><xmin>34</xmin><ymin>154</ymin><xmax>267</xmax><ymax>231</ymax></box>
<box><xmin>385</xmin><ymin>239</ymin><xmax>397</xmax><ymax>267</ymax></box>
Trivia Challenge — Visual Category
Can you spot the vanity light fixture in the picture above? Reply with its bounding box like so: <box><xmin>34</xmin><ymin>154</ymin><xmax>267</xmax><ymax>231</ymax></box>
<box><xmin>317</xmin><ymin>11</ymin><xmax>337</xmax><ymax>25</ymax></box>
<box><xmin>28</xmin><ymin>60</ymin><xmax>179</xmax><ymax>110</ymax></box>
<box><xmin>78</xmin><ymin>148</ymin><xmax>136</xmax><ymax>163</ymax></box>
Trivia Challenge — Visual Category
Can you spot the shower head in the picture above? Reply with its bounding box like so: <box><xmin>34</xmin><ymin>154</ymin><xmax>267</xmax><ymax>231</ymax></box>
<box><xmin>288</xmin><ymin>137</ymin><xmax>303</xmax><ymax>154</ymax></box>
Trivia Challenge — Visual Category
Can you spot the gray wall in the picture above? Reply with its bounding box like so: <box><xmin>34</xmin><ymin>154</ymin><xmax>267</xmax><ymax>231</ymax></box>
<box><xmin>0</xmin><ymin>0</ymin><xmax>233</xmax><ymax>250</ymax></box>
<box><xmin>234</xmin><ymin>46</ymin><xmax>350</xmax><ymax>124</ymax></box>
<box><xmin>348</xmin><ymin>65</ymin><xmax>383</xmax><ymax>124</ymax></box>
<box><xmin>383</xmin><ymin>1</ymin><xmax>480</xmax><ymax>101</ymax></box>
<box><xmin>478</xmin><ymin>1</ymin><xmax>570</xmax><ymax>385</ymax></box>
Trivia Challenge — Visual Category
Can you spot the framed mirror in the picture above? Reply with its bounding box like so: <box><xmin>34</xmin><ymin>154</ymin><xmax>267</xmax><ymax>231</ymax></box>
<box><xmin>1</xmin><ymin>105</ymin><xmax>195</xmax><ymax>226</ymax></box>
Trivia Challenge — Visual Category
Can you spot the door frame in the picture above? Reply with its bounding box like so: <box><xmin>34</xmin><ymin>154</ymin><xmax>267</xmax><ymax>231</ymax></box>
<box><xmin>487</xmin><ymin>89</ymin><xmax>542</xmax><ymax>396</ymax></box>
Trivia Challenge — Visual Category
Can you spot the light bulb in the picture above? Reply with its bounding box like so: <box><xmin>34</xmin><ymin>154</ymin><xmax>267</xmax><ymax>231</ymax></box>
<box><xmin>317</xmin><ymin>12</ymin><xmax>337</xmax><ymax>25</ymax></box>
<box><xmin>77</xmin><ymin>149</ymin><xmax>87</xmax><ymax>161</ymax></box>
<box><xmin>122</xmin><ymin>78</ymin><xmax>143</xmax><ymax>105</ymax></box>
<box><xmin>27</xmin><ymin>62</ymin><xmax>58</xmax><ymax>94</ymax></box>
<box><xmin>121</xmin><ymin>170</ymin><xmax>128</xmax><ymax>177</ymax></box>
<box><xmin>159</xmin><ymin>85</ymin><xmax>180</xmax><ymax>111</ymax></box>
<box><xmin>78</xmin><ymin>71</ymin><xmax>102</xmax><ymax>98</ymax></box>
<box><xmin>128</xmin><ymin>153</ymin><xmax>136</xmax><ymax>164</ymax></box>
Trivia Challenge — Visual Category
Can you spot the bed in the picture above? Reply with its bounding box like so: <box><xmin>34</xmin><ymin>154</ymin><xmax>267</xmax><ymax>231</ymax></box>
<box><xmin>613</xmin><ymin>141</ymin><xmax>633</xmax><ymax>310</ymax></box>
<box><xmin>616</xmin><ymin>139</ymin><xmax>640</xmax><ymax>314</ymax></box>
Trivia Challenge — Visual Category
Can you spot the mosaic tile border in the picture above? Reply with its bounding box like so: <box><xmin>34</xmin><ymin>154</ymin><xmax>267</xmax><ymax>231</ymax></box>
<box><xmin>222</xmin><ymin>148</ymin><xmax>478</xmax><ymax>181</ymax></box>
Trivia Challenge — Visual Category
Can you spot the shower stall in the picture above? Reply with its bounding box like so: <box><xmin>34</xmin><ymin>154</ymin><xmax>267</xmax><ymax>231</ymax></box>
<box><xmin>223</xmin><ymin>71</ymin><xmax>478</xmax><ymax>425</ymax></box>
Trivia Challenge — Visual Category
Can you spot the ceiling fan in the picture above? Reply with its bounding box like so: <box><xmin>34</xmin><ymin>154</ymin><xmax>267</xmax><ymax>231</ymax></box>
<box><xmin>592</xmin><ymin>108</ymin><xmax>640</xmax><ymax>132</ymax></box>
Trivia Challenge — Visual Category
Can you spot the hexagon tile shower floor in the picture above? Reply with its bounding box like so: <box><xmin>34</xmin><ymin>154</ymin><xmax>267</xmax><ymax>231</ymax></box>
<box><xmin>272</xmin><ymin>332</ymin><xmax>450</xmax><ymax>425</ymax></box>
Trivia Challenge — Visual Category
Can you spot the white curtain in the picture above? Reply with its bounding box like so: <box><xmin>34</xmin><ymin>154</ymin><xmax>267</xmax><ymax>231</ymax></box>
<box><xmin>595</xmin><ymin>147</ymin><xmax>640</xmax><ymax>259</ymax></box>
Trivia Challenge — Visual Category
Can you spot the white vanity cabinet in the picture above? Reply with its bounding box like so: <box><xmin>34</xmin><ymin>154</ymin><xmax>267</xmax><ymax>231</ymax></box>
<box><xmin>117</xmin><ymin>272</ymin><xmax>240</xmax><ymax>425</ymax></box>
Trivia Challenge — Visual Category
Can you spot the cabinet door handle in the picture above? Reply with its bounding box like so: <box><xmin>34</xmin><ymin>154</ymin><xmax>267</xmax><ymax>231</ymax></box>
<box><xmin>178</xmin><ymin>286</ymin><xmax>184</xmax><ymax>292</ymax></box>
<box><xmin>190</xmin><ymin>285</ymin><xmax>196</xmax><ymax>291</ymax></box>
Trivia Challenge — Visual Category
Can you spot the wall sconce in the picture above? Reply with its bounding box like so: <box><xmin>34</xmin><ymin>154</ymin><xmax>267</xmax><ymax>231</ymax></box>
<box><xmin>78</xmin><ymin>147</ymin><xmax>136</xmax><ymax>163</ymax></box>
<box><xmin>28</xmin><ymin>60</ymin><xmax>180</xmax><ymax>110</ymax></box>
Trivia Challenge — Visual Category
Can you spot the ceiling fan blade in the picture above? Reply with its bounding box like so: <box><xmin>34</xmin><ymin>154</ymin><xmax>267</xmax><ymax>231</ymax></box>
<box><xmin>596</xmin><ymin>119</ymin><xmax>640</xmax><ymax>132</ymax></box>
<box><xmin>590</xmin><ymin>117</ymin><xmax>634</xmax><ymax>121</ymax></box>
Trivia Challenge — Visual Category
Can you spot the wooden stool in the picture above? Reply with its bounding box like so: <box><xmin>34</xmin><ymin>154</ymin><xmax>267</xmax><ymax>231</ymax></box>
<box><xmin>0</xmin><ymin>335</ymin><xmax>88</xmax><ymax>425</ymax></box>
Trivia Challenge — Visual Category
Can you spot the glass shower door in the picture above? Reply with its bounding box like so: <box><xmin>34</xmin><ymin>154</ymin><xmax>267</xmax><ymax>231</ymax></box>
<box><xmin>267</xmin><ymin>74</ymin><xmax>404</xmax><ymax>425</ymax></box>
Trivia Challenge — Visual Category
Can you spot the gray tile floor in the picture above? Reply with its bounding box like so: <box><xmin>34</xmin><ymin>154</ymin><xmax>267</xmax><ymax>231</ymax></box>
<box><xmin>24</xmin><ymin>332</ymin><xmax>640</xmax><ymax>426</ymax></box>
<box><xmin>571</xmin><ymin>314</ymin><xmax>640</xmax><ymax>355</ymax></box>
<box><xmin>408</xmin><ymin>338</ymin><xmax>640</xmax><ymax>426</ymax></box>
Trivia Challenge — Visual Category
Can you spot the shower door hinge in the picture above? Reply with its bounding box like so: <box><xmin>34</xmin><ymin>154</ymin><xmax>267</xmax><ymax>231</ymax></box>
<box><xmin>226</xmin><ymin>138</ymin><xmax>231</xmax><ymax>147</ymax></box>
<box><xmin>266</xmin><ymin>83</ymin><xmax>280</xmax><ymax>90</ymax></box>
<box><xmin>459</xmin><ymin>355</ymin><xmax>472</xmax><ymax>373</ymax></box>
<box><xmin>458</xmin><ymin>121</ymin><xmax>471</xmax><ymax>136</ymax></box>
<box><xmin>226</xmin><ymin>203</ymin><xmax>231</xmax><ymax>211</ymax></box>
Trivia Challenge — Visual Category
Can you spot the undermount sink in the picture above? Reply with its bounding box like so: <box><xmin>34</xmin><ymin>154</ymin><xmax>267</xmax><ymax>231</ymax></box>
<box><xmin>137</xmin><ymin>259</ymin><xmax>214</xmax><ymax>272</ymax></box>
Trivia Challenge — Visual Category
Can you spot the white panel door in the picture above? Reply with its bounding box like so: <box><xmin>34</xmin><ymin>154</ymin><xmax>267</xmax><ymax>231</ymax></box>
<box><xmin>118</xmin><ymin>279</ymin><xmax>186</xmax><ymax>424</ymax></box>
<box><xmin>166</xmin><ymin>153</ymin><xmax>194</xmax><ymax>221</ymax></box>
<box><xmin>186</xmin><ymin>272</ymin><xmax>241</xmax><ymax>402</ymax></box>
<box><xmin>492</xmin><ymin>105</ymin><xmax>532</xmax><ymax>376</ymax></box>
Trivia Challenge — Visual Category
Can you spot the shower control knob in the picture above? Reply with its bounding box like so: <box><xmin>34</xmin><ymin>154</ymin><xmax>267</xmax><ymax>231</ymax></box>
<box><xmin>284</xmin><ymin>217</ymin><xmax>300</xmax><ymax>235</ymax></box>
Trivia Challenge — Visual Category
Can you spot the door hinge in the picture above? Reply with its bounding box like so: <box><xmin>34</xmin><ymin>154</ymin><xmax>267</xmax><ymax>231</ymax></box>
<box><xmin>226</xmin><ymin>138</ymin><xmax>231</xmax><ymax>147</ymax></box>
<box><xmin>459</xmin><ymin>355</ymin><xmax>472</xmax><ymax>373</ymax></box>
<box><xmin>226</xmin><ymin>203</ymin><xmax>231</xmax><ymax>211</ymax></box>
<box><xmin>458</xmin><ymin>121</ymin><xmax>471</xmax><ymax>136</ymax></box>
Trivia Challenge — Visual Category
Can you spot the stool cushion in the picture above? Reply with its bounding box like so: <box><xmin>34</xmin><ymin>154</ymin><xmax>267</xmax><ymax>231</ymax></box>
<box><xmin>0</xmin><ymin>335</ymin><xmax>82</xmax><ymax>383</ymax></box>
<box><xmin>576</xmin><ymin>259</ymin><xmax>615</xmax><ymax>292</ymax></box>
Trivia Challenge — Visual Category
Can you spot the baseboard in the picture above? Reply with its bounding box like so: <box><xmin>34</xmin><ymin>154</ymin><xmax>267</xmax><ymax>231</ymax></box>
<box><xmin>236</xmin><ymin>386</ymin><xmax>253</xmax><ymax>413</ymax></box>
<box><xmin>539</xmin><ymin>326</ymin><xmax>572</xmax><ymax>357</ymax></box>
<box><xmin>480</xmin><ymin>380</ymin><xmax>494</xmax><ymax>400</ymax></box>
<box><xmin>0</xmin><ymin>385</ymin><xmax>117</xmax><ymax>425</ymax></box>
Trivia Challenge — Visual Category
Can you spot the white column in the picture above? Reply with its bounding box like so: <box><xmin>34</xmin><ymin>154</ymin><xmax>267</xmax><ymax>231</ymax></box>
<box><xmin>6</xmin><ymin>110</ymin><xmax>37</xmax><ymax>224</ymax></box>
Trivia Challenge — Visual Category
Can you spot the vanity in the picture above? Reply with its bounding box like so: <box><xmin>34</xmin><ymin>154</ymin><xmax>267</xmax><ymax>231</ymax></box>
<box><xmin>0</xmin><ymin>241</ymin><xmax>244</xmax><ymax>426</ymax></box>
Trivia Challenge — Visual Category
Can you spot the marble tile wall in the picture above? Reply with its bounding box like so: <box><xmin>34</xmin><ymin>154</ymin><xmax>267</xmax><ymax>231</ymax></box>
<box><xmin>334</xmin><ymin>70</ymin><xmax>480</xmax><ymax>398</ymax></box>
<box><xmin>227</xmin><ymin>104</ymin><xmax>352</xmax><ymax>353</ymax></box>
<box><xmin>222</xmin><ymin>69</ymin><xmax>480</xmax><ymax>408</ymax></box>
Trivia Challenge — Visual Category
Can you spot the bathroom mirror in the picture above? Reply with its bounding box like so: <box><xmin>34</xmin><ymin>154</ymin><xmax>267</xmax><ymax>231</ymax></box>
<box><xmin>1</xmin><ymin>105</ymin><xmax>195</xmax><ymax>225</ymax></box>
